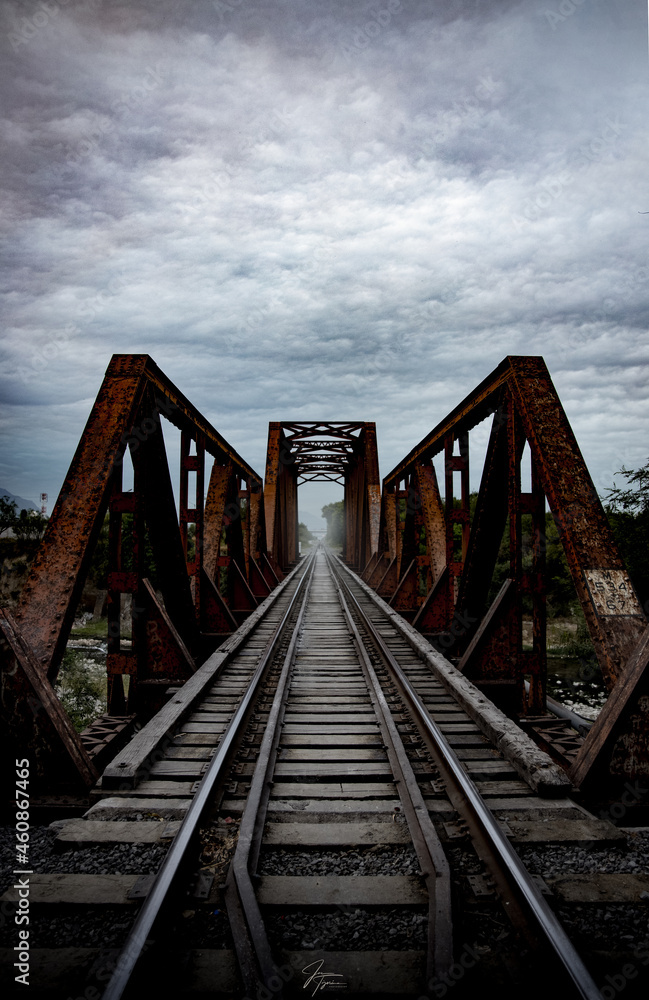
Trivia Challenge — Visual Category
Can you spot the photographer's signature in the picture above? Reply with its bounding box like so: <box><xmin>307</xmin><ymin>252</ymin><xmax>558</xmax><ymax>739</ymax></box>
<box><xmin>302</xmin><ymin>959</ymin><xmax>348</xmax><ymax>995</ymax></box>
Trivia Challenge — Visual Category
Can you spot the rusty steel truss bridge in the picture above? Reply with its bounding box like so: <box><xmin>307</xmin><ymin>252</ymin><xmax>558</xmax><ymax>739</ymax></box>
<box><xmin>1</xmin><ymin>354</ymin><xmax>648</xmax><ymax>808</ymax></box>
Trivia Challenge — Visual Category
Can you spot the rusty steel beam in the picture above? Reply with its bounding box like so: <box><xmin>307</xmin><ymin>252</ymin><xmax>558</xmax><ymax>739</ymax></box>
<box><xmin>389</xmin><ymin>463</ymin><xmax>448</xmax><ymax>630</ymax></box>
<box><xmin>344</xmin><ymin>462</ymin><xmax>360</xmax><ymax>567</ymax></box>
<box><xmin>127</xmin><ymin>580</ymin><xmax>196</xmax><ymax>721</ymax></box>
<box><xmin>0</xmin><ymin>609</ymin><xmax>98</xmax><ymax>797</ymax></box>
<box><xmin>132</xmin><ymin>356</ymin><xmax>262</xmax><ymax>484</ymax></box>
<box><xmin>11</xmin><ymin>353</ymin><xmax>269</xmax><ymax>732</ymax></box>
<box><xmin>384</xmin><ymin>359</ymin><xmax>513</xmax><ymax>487</ymax></box>
<box><xmin>131</xmin><ymin>386</ymin><xmax>196</xmax><ymax>647</ymax></box>
<box><xmin>248</xmin><ymin>489</ymin><xmax>265</xmax><ymax>564</ymax></box>
<box><xmin>449</xmin><ymin>399</ymin><xmax>510</xmax><ymax>641</ymax></box>
<box><xmin>263</xmin><ymin>423</ymin><xmax>283</xmax><ymax>567</ymax></box>
<box><xmin>381</xmin><ymin>489</ymin><xmax>398</xmax><ymax>563</ymax></box>
<box><xmin>377</xmin><ymin>357</ymin><xmax>645</xmax><ymax>734</ymax></box>
<box><xmin>204</xmin><ymin>462</ymin><xmax>233</xmax><ymax>580</ymax></box>
<box><xmin>340</xmin><ymin>424</ymin><xmax>381</xmax><ymax>570</ymax></box>
<box><xmin>363</xmin><ymin>423</ymin><xmax>381</xmax><ymax>560</ymax></box>
<box><xmin>264</xmin><ymin>424</ymin><xmax>300</xmax><ymax>570</ymax></box>
<box><xmin>202</xmin><ymin>461</ymin><xmax>241</xmax><ymax>636</ymax></box>
<box><xmin>264</xmin><ymin>421</ymin><xmax>378</xmax><ymax>571</ymax></box>
<box><xmin>416</xmin><ymin>463</ymin><xmax>446</xmax><ymax>584</ymax></box>
<box><xmin>203</xmin><ymin>459</ymin><xmax>259</xmax><ymax>623</ymax></box>
<box><xmin>15</xmin><ymin>355</ymin><xmax>263</xmax><ymax>682</ymax></box>
<box><xmin>16</xmin><ymin>355</ymin><xmax>150</xmax><ymax>679</ymax></box>
<box><xmin>506</xmin><ymin>357</ymin><xmax>645</xmax><ymax>687</ymax></box>
<box><xmin>283</xmin><ymin>421</ymin><xmax>367</xmax><ymax>441</ymax></box>
<box><xmin>569</xmin><ymin>625</ymin><xmax>649</xmax><ymax>791</ymax></box>
<box><xmin>286</xmin><ymin>468</ymin><xmax>299</xmax><ymax>566</ymax></box>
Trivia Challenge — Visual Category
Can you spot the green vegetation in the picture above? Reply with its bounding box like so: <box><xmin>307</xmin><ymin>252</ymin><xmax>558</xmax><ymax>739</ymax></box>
<box><xmin>486</xmin><ymin>508</ymin><xmax>577</xmax><ymax>619</ymax></box>
<box><xmin>552</xmin><ymin>618</ymin><xmax>597</xmax><ymax>660</ymax></box>
<box><xmin>299</xmin><ymin>522</ymin><xmax>316</xmax><ymax>549</ymax></box>
<box><xmin>321</xmin><ymin>501</ymin><xmax>344</xmax><ymax>547</ymax></box>
<box><xmin>85</xmin><ymin>512</ymin><xmax>161</xmax><ymax>590</ymax></box>
<box><xmin>0</xmin><ymin>498</ymin><xmax>49</xmax><ymax>603</ymax></box>
<box><xmin>55</xmin><ymin>651</ymin><xmax>106</xmax><ymax>732</ymax></box>
<box><xmin>604</xmin><ymin>459</ymin><xmax>649</xmax><ymax>608</ymax></box>
<box><xmin>0</xmin><ymin>497</ymin><xmax>18</xmax><ymax>537</ymax></box>
<box><xmin>0</xmin><ymin>496</ymin><xmax>47</xmax><ymax>541</ymax></box>
<box><xmin>69</xmin><ymin>619</ymin><xmax>109</xmax><ymax>639</ymax></box>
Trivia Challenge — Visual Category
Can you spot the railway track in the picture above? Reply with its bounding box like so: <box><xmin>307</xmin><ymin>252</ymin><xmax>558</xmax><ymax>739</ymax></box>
<box><xmin>4</xmin><ymin>547</ymin><xmax>645</xmax><ymax>999</ymax></box>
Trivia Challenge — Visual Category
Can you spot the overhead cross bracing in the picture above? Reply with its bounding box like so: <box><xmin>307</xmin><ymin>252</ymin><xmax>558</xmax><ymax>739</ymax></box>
<box><xmin>264</xmin><ymin>421</ymin><xmax>381</xmax><ymax>573</ymax></box>
<box><xmin>279</xmin><ymin>422</ymin><xmax>369</xmax><ymax>484</ymax></box>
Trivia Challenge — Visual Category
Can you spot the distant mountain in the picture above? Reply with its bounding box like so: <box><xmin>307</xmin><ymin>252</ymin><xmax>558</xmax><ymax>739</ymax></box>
<box><xmin>0</xmin><ymin>488</ymin><xmax>39</xmax><ymax>513</ymax></box>
<box><xmin>299</xmin><ymin>508</ymin><xmax>326</xmax><ymax>532</ymax></box>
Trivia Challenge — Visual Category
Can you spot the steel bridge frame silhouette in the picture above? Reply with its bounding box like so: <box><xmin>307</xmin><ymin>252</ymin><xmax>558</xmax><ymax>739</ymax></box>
<box><xmin>1</xmin><ymin>353</ymin><xmax>647</xmax><ymax>801</ymax></box>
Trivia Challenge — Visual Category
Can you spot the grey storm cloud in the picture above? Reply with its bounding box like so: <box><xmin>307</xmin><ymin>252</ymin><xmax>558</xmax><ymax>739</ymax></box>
<box><xmin>0</xmin><ymin>0</ymin><xmax>647</xmax><ymax>515</ymax></box>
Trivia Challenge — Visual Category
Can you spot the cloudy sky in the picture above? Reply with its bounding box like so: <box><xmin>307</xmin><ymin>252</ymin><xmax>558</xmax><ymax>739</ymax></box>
<box><xmin>1</xmin><ymin>0</ymin><xmax>648</xmax><ymax>528</ymax></box>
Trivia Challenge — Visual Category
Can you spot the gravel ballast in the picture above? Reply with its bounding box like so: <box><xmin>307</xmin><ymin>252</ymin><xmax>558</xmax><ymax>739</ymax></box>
<box><xmin>266</xmin><ymin>907</ymin><xmax>428</xmax><ymax>952</ymax></box>
<box><xmin>516</xmin><ymin>830</ymin><xmax>649</xmax><ymax>876</ymax></box>
<box><xmin>259</xmin><ymin>845</ymin><xmax>422</xmax><ymax>876</ymax></box>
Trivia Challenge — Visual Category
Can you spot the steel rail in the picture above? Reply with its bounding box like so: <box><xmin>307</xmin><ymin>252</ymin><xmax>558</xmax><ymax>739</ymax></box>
<box><xmin>330</xmin><ymin>552</ymin><xmax>602</xmax><ymax>1000</ymax></box>
<box><xmin>101</xmin><ymin>550</ymin><xmax>316</xmax><ymax>1000</ymax></box>
<box><xmin>225</xmin><ymin>548</ymin><xmax>318</xmax><ymax>998</ymax></box>
<box><xmin>324</xmin><ymin>546</ymin><xmax>453</xmax><ymax>988</ymax></box>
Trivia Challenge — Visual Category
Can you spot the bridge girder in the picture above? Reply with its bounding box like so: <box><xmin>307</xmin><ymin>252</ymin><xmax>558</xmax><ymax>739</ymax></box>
<box><xmin>3</xmin><ymin>353</ymin><xmax>647</xmax><ymax>800</ymax></box>
<box><xmin>363</xmin><ymin>355</ymin><xmax>648</xmax><ymax>793</ymax></box>
<box><xmin>263</xmin><ymin>421</ymin><xmax>381</xmax><ymax>571</ymax></box>
<box><xmin>1</xmin><ymin>355</ymin><xmax>275</xmax><ymax>794</ymax></box>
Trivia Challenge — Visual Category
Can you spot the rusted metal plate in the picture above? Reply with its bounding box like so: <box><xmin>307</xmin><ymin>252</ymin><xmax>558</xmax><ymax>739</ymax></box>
<box><xmin>583</xmin><ymin>569</ymin><xmax>640</xmax><ymax>617</ymax></box>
